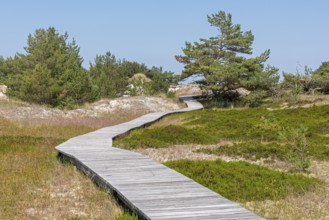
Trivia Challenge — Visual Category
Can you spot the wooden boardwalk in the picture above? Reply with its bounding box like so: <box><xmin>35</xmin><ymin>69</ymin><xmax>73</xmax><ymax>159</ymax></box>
<box><xmin>56</xmin><ymin>96</ymin><xmax>262</xmax><ymax>219</ymax></box>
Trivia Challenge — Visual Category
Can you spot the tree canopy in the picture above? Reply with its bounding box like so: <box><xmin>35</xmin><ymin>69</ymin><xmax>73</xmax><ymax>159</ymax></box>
<box><xmin>176</xmin><ymin>11</ymin><xmax>279</xmax><ymax>100</ymax></box>
<box><xmin>3</xmin><ymin>27</ymin><xmax>97</xmax><ymax>107</ymax></box>
<box><xmin>312</xmin><ymin>61</ymin><xmax>329</xmax><ymax>93</ymax></box>
<box><xmin>89</xmin><ymin>52</ymin><xmax>178</xmax><ymax>98</ymax></box>
<box><xmin>1</xmin><ymin>27</ymin><xmax>176</xmax><ymax>108</ymax></box>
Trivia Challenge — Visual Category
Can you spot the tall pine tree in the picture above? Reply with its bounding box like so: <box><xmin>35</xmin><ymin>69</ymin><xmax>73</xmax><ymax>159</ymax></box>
<box><xmin>5</xmin><ymin>27</ymin><xmax>97</xmax><ymax>107</ymax></box>
<box><xmin>176</xmin><ymin>11</ymin><xmax>279</xmax><ymax>100</ymax></box>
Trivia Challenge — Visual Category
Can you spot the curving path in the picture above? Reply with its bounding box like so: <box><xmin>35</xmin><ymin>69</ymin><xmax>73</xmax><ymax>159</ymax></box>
<box><xmin>56</xmin><ymin>96</ymin><xmax>262</xmax><ymax>220</ymax></box>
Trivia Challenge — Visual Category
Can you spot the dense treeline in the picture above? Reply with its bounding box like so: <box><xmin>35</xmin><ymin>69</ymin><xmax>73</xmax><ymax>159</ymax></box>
<box><xmin>0</xmin><ymin>27</ymin><xmax>178</xmax><ymax>108</ymax></box>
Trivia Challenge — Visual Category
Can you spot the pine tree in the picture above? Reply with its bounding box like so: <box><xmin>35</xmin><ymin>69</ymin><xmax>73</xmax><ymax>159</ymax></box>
<box><xmin>176</xmin><ymin>11</ymin><xmax>279</xmax><ymax>100</ymax></box>
<box><xmin>4</xmin><ymin>27</ymin><xmax>96</xmax><ymax>107</ymax></box>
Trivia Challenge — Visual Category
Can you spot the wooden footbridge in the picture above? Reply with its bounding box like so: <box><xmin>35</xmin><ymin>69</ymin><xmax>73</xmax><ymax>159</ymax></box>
<box><xmin>56</xmin><ymin>96</ymin><xmax>262</xmax><ymax>219</ymax></box>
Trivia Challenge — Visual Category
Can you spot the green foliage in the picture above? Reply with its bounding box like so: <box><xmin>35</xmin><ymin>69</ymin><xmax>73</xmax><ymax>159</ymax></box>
<box><xmin>312</xmin><ymin>61</ymin><xmax>329</xmax><ymax>94</ymax></box>
<box><xmin>176</xmin><ymin>11</ymin><xmax>279</xmax><ymax>100</ymax></box>
<box><xmin>3</xmin><ymin>27</ymin><xmax>96</xmax><ymax>108</ymax></box>
<box><xmin>279</xmin><ymin>65</ymin><xmax>329</xmax><ymax>100</ymax></box>
<box><xmin>0</xmin><ymin>56</ymin><xmax>5</xmax><ymax>83</ymax></box>
<box><xmin>115</xmin><ymin>125</ymin><xmax>216</xmax><ymax>149</ymax></box>
<box><xmin>0</xmin><ymin>135</ymin><xmax>64</xmax><ymax>153</ymax></box>
<box><xmin>242</xmin><ymin>90</ymin><xmax>267</xmax><ymax>107</ymax></box>
<box><xmin>146</xmin><ymin>66</ymin><xmax>178</xmax><ymax>95</ymax></box>
<box><xmin>115</xmin><ymin>213</ymin><xmax>138</xmax><ymax>220</ymax></box>
<box><xmin>279</xmin><ymin>127</ymin><xmax>311</xmax><ymax>172</ymax></box>
<box><xmin>282</xmin><ymin>72</ymin><xmax>305</xmax><ymax>104</ymax></box>
<box><xmin>165</xmin><ymin>159</ymin><xmax>322</xmax><ymax>202</ymax></box>
<box><xmin>115</xmin><ymin>105</ymin><xmax>329</xmax><ymax>161</ymax></box>
<box><xmin>1</xmin><ymin>28</ymin><xmax>176</xmax><ymax>107</ymax></box>
<box><xmin>19</xmin><ymin>64</ymin><xmax>59</xmax><ymax>105</ymax></box>
<box><xmin>89</xmin><ymin>52</ymin><xmax>142</xmax><ymax>97</ymax></box>
<box><xmin>90</xmin><ymin>52</ymin><xmax>176</xmax><ymax>98</ymax></box>
<box><xmin>198</xmin><ymin>96</ymin><xmax>245</xmax><ymax>108</ymax></box>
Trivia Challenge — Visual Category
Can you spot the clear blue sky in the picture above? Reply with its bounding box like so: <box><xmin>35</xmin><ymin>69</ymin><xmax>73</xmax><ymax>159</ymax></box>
<box><xmin>1</xmin><ymin>1</ymin><xmax>329</xmax><ymax>75</ymax></box>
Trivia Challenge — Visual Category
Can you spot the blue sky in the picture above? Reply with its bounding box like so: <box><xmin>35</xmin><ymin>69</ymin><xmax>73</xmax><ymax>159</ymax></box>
<box><xmin>1</xmin><ymin>1</ymin><xmax>329</xmax><ymax>75</ymax></box>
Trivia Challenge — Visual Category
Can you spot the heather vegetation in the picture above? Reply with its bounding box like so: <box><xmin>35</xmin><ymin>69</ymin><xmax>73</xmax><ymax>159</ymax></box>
<box><xmin>165</xmin><ymin>159</ymin><xmax>321</xmax><ymax>202</ymax></box>
<box><xmin>115</xmin><ymin>102</ymin><xmax>329</xmax><ymax>218</ymax></box>
<box><xmin>115</xmin><ymin>105</ymin><xmax>329</xmax><ymax>162</ymax></box>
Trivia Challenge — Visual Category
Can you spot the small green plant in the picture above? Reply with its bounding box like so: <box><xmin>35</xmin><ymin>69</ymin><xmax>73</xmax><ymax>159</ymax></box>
<box><xmin>279</xmin><ymin>127</ymin><xmax>310</xmax><ymax>172</ymax></box>
<box><xmin>115</xmin><ymin>213</ymin><xmax>138</xmax><ymax>220</ymax></box>
<box><xmin>116</xmin><ymin>105</ymin><xmax>329</xmax><ymax>161</ymax></box>
<box><xmin>256</xmin><ymin>115</ymin><xmax>281</xmax><ymax>143</ymax></box>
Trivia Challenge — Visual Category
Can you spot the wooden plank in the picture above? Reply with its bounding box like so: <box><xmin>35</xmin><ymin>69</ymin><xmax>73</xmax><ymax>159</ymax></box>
<box><xmin>56</xmin><ymin>96</ymin><xmax>262</xmax><ymax>219</ymax></box>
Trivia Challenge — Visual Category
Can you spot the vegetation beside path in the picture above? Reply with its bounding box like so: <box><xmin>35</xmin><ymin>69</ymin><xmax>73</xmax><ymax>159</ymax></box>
<box><xmin>0</xmin><ymin>109</ymin><xmax>142</xmax><ymax>219</ymax></box>
<box><xmin>115</xmin><ymin>102</ymin><xmax>329</xmax><ymax>219</ymax></box>
<box><xmin>165</xmin><ymin>159</ymin><xmax>321</xmax><ymax>202</ymax></box>
<box><xmin>115</xmin><ymin>104</ymin><xmax>329</xmax><ymax>162</ymax></box>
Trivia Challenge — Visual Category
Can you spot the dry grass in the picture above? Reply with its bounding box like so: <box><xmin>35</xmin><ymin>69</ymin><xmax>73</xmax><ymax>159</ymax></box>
<box><xmin>134</xmin><ymin>142</ymin><xmax>294</xmax><ymax>171</ymax></box>
<box><xmin>0</xmin><ymin>96</ymin><xmax>181</xmax><ymax>219</ymax></box>
<box><xmin>268</xmin><ymin>94</ymin><xmax>329</xmax><ymax>110</ymax></box>
<box><xmin>299</xmin><ymin>94</ymin><xmax>329</xmax><ymax>105</ymax></box>
<box><xmin>0</xmin><ymin>120</ymin><xmax>124</xmax><ymax>219</ymax></box>
<box><xmin>174</xmin><ymin>85</ymin><xmax>203</xmax><ymax>97</ymax></box>
<box><xmin>0</xmin><ymin>149</ymin><xmax>123</xmax><ymax>219</ymax></box>
<box><xmin>134</xmin><ymin>142</ymin><xmax>232</xmax><ymax>162</ymax></box>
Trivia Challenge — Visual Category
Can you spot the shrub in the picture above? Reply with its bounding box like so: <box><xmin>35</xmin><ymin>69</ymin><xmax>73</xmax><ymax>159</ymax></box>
<box><xmin>114</xmin><ymin>125</ymin><xmax>217</xmax><ymax>149</ymax></box>
<box><xmin>116</xmin><ymin>105</ymin><xmax>329</xmax><ymax>161</ymax></box>
<box><xmin>165</xmin><ymin>159</ymin><xmax>322</xmax><ymax>202</ymax></box>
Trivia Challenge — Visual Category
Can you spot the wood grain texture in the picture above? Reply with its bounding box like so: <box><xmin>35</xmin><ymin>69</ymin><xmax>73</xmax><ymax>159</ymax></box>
<box><xmin>56</xmin><ymin>96</ymin><xmax>262</xmax><ymax>219</ymax></box>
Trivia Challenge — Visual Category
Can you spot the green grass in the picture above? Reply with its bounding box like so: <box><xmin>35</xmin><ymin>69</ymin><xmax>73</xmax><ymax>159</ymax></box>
<box><xmin>115</xmin><ymin>213</ymin><xmax>138</xmax><ymax>220</ymax></box>
<box><xmin>115</xmin><ymin>105</ymin><xmax>329</xmax><ymax>160</ymax></box>
<box><xmin>0</xmin><ymin>135</ymin><xmax>65</xmax><ymax>152</ymax></box>
<box><xmin>165</xmin><ymin>159</ymin><xmax>322</xmax><ymax>202</ymax></box>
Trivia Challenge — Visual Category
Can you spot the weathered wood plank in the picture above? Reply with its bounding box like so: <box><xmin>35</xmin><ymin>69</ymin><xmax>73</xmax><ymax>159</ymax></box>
<box><xmin>56</xmin><ymin>96</ymin><xmax>262</xmax><ymax>219</ymax></box>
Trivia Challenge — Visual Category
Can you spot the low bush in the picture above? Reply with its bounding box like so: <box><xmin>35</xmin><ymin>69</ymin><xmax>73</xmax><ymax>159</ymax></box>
<box><xmin>165</xmin><ymin>159</ymin><xmax>322</xmax><ymax>202</ymax></box>
<box><xmin>115</xmin><ymin>104</ymin><xmax>329</xmax><ymax>161</ymax></box>
<box><xmin>115</xmin><ymin>125</ymin><xmax>217</xmax><ymax>149</ymax></box>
